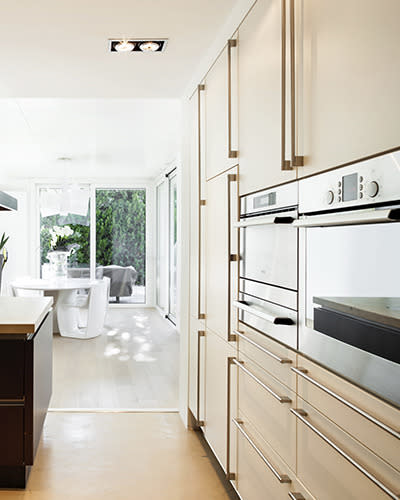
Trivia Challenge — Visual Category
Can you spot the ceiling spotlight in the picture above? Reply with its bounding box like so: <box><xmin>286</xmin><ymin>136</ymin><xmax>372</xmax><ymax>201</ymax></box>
<box><xmin>139</xmin><ymin>41</ymin><xmax>160</xmax><ymax>52</ymax></box>
<box><xmin>109</xmin><ymin>39</ymin><xmax>167</xmax><ymax>53</ymax></box>
<box><xmin>115</xmin><ymin>40</ymin><xmax>135</xmax><ymax>52</ymax></box>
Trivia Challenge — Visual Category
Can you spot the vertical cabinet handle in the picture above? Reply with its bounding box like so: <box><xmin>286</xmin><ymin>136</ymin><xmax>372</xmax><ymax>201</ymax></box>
<box><xmin>289</xmin><ymin>0</ymin><xmax>303</xmax><ymax>167</ymax></box>
<box><xmin>227</xmin><ymin>173</ymin><xmax>238</xmax><ymax>342</ymax></box>
<box><xmin>197</xmin><ymin>84</ymin><xmax>206</xmax><ymax>320</ymax></box>
<box><xmin>226</xmin><ymin>356</ymin><xmax>238</xmax><ymax>480</ymax></box>
<box><xmin>196</xmin><ymin>330</ymin><xmax>205</xmax><ymax>427</ymax></box>
<box><xmin>227</xmin><ymin>39</ymin><xmax>238</xmax><ymax>159</ymax></box>
<box><xmin>281</xmin><ymin>0</ymin><xmax>292</xmax><ymax>171</ymax></box>
<box><xmin>288</xmin><ymin>494</ymin><xmax>305</xmax><ymax>500</ymax></box>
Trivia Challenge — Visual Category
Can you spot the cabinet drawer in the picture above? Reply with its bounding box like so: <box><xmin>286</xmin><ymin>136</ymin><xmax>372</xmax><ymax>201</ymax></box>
<box><xmin>237</xmin><ymin>322</ymin><xmax>296</xmax><ymax>391</ymax></box>
<box><xmin>295</xmin><ymin>397</ymin><xmax>400</xmax><ymax>500</ymax></box>
<box><xmin>0</xmin><ymin>406</ymin><xmax>24</xmax><ymax>466</ymax></box>
<box><xmin>235</xmin><ymin>417</ymin><xmax>293</xmax><ymax>500</ymax></box>
<box><xmin>237</xmin><ymin>353</ymin><xmax>296</xmax><ymax>472</ymax></box>
<box><xmin>295</xmin><ymin>355</ymin><xmax>400</xmax><ymax>471</ymax></box>
<box><xmin>0</xmin><ymin>340</ymin><xmax>25</xmax><ymax>399</ymax></box>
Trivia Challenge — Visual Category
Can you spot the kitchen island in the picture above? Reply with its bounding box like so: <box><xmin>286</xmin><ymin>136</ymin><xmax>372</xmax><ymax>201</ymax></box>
<box><xmin>0</xmin><ymin>297</ymin><xmax>53</xmax><ymax>488</ymax></box>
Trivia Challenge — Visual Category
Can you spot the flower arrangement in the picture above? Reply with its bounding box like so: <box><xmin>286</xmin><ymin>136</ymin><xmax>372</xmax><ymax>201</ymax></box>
<box><xmin>49</xmin><ymin>225</ymin><xmax>74</xmax><ymax>251</ymax></box>
<box><xmin>0</xmin><ymin>232</ymin><xmax>9</xmax><ymax>270</ymax></box>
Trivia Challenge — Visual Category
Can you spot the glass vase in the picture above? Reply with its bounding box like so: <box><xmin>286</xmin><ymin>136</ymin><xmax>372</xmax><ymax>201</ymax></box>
<box><xmin>47</xmin><ymin>251</ymin><xmax>69</xmax><ymax>279</ymax></box>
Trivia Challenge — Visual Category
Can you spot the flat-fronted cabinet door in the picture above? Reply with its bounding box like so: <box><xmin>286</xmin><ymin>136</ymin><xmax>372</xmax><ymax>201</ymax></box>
<box><xmin>205</xmin><ymin>167</ymin><xmax>238</xmax><ymax>342</ymax></box>
<box><xmin>204</xmin><ymin>329</ymin><xmax>236</xmax><ymax>472</ymax></box>
<box><xmin>238</xmin><ymin>0</ymin><xmax>296</xmax><ymax>196</ymax></box>
<box><xmin>299</xmin><ymin>0</ymin><xmax>400</xmax><ymax>178</ymax></box>
<box><xmin>189</xmin><ymin>88</ymin><xmax>206</xmax><ymax>321</ymax></box>
<box><xmin>205</xmin><ymin>41</ymin><xmax>238</xmax><ymax>181</ymax></box>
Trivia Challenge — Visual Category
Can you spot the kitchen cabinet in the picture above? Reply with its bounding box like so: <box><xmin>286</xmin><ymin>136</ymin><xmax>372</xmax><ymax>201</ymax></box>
<box><xmin>0</xmin><ymin>301</ymin><xmax>53</xmax><ymax>488</ymax></box>
<box><xmin>188</xmin><ymin>319</ymin><xmax>205</xmax><ymax>427</ymax></box>
<box><xmin>295</xmin><ymin>354</ymin><xmax>400</xmax><ymax>472</ymax></box>
<box><xmin>204</xmin><ymin>166</ymin><xmax>238</xmax><ymax>342</ymax></box>
<box><xmin>295</xmin><ymin>397</ymin><xmax>400</xmax><ymax>500</ymax></box>
<box><xmin>237</xmin><ymin>0</ymin><xmax>297</xmax><ymax>195</ymax></box>
<box><xmin>299</xmin><ymin>0</ymin><xmax>400</xmax><ymax>178</ymax></box>
<box><xmin>203</xmin><ymin>328</ymin><xmax>236</xmax><ymax>472</ymax></box>
<box><xmin>204</xmin><ymin>39</ymin><xmax>238</xmax><ymax>181</ymax></box>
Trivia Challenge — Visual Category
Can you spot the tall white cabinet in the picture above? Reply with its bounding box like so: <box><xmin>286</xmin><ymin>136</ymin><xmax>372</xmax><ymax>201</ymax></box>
<box><xmin>187</xmin><ymin>0</ymin><xmax>400</xmax><ymax>499</ymax></box>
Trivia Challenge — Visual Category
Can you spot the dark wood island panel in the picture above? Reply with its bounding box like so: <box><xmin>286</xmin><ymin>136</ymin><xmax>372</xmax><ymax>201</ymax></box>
<box><xmin>0</xmin><ymin>311</ymin><xmax>53</xmax><ymax>488</ymax></box>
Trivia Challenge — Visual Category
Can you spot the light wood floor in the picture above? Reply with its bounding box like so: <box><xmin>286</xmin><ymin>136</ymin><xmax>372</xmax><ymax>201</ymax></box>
<box><xmin>50</xmin><ymin>308</ymin><xmax>179</xmax><ymax>409</ymax></box>
<box><xmin>0</xmin><ymin>413</ymin><xmax>236</xmax><ymax>500</ymax></box>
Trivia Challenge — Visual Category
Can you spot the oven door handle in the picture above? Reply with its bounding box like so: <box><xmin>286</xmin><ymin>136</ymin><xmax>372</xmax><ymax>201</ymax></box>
<box><xmin>234</xmin><ymin>211</ymin><xmax>297</xmax><ymax>228</ymax></box>
<box><xmin>233</xmin><ymin>300</ymin><xmax>295</xmax><ymax>326</ymax></box>
<box><xmin>294</xmin><ymin>207</ymin><xmax>400</xmax><ymax>228</ymax></box>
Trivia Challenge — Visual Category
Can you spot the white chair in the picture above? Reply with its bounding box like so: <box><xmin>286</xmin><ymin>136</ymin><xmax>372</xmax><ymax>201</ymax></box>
<box><xmin>58</xmin><ymin>277</ymin><xmax>110</xmax><ymax>339</ymax></box>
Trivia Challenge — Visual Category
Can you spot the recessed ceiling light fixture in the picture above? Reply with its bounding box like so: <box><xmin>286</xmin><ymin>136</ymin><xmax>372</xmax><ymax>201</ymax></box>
<box><xmin>109</xmin><ymin>39</ymin><xmax>167</xmax><ymax>53</ymax></box>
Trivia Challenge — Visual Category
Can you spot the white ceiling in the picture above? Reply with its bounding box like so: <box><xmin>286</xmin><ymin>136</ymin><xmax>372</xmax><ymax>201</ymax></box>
<box><xmin>0</xmin><ymin>0</ymin><xmax>238</xmax><ymax>98</ymax></box>
<box><xmin>0</xmin><ymin>99</ymin><xmax>181</xmax><ymax>180</ymax></box>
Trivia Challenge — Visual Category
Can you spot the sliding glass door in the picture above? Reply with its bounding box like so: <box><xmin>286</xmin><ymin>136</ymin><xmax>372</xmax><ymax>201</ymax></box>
<box><xmin>39</xmin><ymin>184</ymin><xmax>147</xmax><ymax>305</ymax></box>
<box><xmin>95</xmin><ymin>189</ymin><xmax>146</xmax><ymax>304</ymax></box>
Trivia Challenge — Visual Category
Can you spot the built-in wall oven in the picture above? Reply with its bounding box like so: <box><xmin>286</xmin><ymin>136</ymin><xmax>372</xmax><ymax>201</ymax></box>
<box><xmin>234</xmin><ymin>182</ymin><xmax>298</xmax><ymax>349</ymax></box>
<box><xmin>296</xmin><ymin>150</ymin><xmax>400</xmax><ymax>407</ymax></box>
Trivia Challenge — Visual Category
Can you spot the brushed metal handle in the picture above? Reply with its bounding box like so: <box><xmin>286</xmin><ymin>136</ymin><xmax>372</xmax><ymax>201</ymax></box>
<box><xmin>289</xmin><ymin>0</ymin><xmax>303</xmax><ymax>167</ymax></box>
<box><xmin>233</xmin><ymin>418</ymin><xmax>292</xmax><ymax>483</ymax></box>
<box><xmin>227</xmin><ymin>173</ymin><xmax>238</xmax><ymax>342</ymax></box>
<box><xmin>0</xmin><ymin>399</ymin><xmax>25</xmax><ymax>407</ymax></box>
<box><xmin>291</xmin><ymin>409</ymin><xmax>400</xmax><ymax>500</ymax></box>
<box><xmin>292</xmin><ymin>367</ymin><xmax>400</xmax><ymax>440</ymax></box>
<box><xmin>197</xmin><ymin>84</ymin><xmax>206</xmax><ymax>320</ymax></box>
<box><xmin>288</xmin><ymin>494</ymin><xmax>305</xmax><ymax>500</ymax></box>
<box><xmin>226</xmin><ymin>357</ymin><xmax>237</xmax><ymax>480</ymax></box>
<box><xmin>196</xmin><ymin>330</ymin><xmax>205</xmax><ymax>427</ymax></box>
<box><xmin>281</xmin><ymin>0</ymin><xmax>292</xmax><ymax>171</ymax></box>
<box><xmin>234</xmin><ymin>211</ymin><xmax>297</xmax><ymax>228</ymax></box>
<box><xmin>293</xmin><ymin>208</ymin><xmax>400</xmax><ymax>228</ymax></box>
<box><xmin>233</xmin><ymin>300</ymin><xmax>295</xmax><ymax>325</ymax></box>
<box><xmin>233</xmin><ymin>330</ymin><xmax>292</xmax><ymax>364</ymax></box>
<box><xmin>227</xmin><ymin>39</ymin><xmax>238</xmax><ymax>159</ymax></box>
<box><xmin>233</xmin><ymin>357</ymin><xmax>292</xmax><ymax>403</ymax></box>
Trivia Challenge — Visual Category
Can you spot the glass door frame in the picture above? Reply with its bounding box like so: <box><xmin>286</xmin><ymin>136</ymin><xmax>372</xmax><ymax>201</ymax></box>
<box><xmin>34</xmin><ymin>180</ymin><xmax>155</xmax><ymax>308</ymax></box>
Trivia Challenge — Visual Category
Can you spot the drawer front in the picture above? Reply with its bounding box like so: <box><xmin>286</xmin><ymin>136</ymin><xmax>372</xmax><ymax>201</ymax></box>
<box><xmin>0</xmin><ymin>406</ymin><xmax>24</xmax><ymax>466</ymax></box>
<box><xmin>295</xmin><ymin>397</ymin><xmax>400</xmax><ymax>500</ymax></box>
<box><xmin>296</xmin><ymin>355</ymin><xmax>400</xmax><ymax>471</ymax></box>
<box><xmin>0</xmin><ymin>340</ymin><xmax>25</xmax><ymax>399</ymax></box>
<box><xmin>237</xmin><ymin>322</ymin><xmax>296</xmax><ymax>391</ymax></box>
<box><xmin>236</xmin><ymin>418</ymin><xmax>292</xmax><ymax>500</ymax></box>
<box><xmin>238</xmin><ymin>353</ymin><xmax>296</xmax><ymax>472</ymax></box>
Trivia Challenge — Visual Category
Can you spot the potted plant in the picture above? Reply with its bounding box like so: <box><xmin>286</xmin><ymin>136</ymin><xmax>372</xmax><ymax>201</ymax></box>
<box><xmin>0</xmin><ymin>232</ymin><xmax>9</xmax><ymax>293</ymax></box>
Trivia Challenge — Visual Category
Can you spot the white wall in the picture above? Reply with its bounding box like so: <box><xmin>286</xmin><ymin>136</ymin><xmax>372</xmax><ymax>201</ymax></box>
<box><xmin>0</xmin><ymin>189</ymin><xmax>32</xmax><ymax>295</ymax></box>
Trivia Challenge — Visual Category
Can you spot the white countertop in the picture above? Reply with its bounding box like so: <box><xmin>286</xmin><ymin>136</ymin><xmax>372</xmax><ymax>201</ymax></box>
<box><xmin>0</xmin><ymin>296</ymin><xmax>53</xmax><ymax>334</ymax></box>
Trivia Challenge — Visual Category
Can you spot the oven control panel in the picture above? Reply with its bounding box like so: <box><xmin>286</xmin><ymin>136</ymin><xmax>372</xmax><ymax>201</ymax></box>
<box><xmin>241</xmin><ymin>180</ymin><xmax>298</xmax><ymax>217</ymax></box>
<box><xmin>298</xmin><ymin>150</ymin><xmax>400</xmax><ymax>213</ymax></box>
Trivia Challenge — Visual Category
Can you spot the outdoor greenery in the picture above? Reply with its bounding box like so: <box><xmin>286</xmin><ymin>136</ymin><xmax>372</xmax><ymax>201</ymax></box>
<box><xmin>40</xmin><ymin>189</ymin><xmax>146</xmax><ymax>285</ymax></box>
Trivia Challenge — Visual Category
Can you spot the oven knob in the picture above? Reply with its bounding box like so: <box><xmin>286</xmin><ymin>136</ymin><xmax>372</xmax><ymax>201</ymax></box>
<box><xmin>366</xmin><ymin>181</ymin><xmax>379</xmax><ymax>198</ymax></box>
<box><xmin>326</xmin><ymin>190</ymin><xmax>334</xmax><ymax>205</ymax></box>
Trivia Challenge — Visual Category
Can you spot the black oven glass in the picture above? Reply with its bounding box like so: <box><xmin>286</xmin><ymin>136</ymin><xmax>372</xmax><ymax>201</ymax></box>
<box><xmin>342</xmin><ymin>173</ymin><xmax>358</xmax><ymax>202</ymax></box>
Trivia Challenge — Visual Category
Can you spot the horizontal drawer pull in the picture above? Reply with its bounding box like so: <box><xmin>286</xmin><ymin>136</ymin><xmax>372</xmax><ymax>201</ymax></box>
<box><xmin>234</xmin><ymin>211</ymin><xmax>297</xmax><ymax>228</ymax></box>
<box><xmin>0</xmin><ymin>399</ymin><xmax>24</xmax><ymax>407</ymax></box>
<box><xmin>233</xmin><ymin>418</ymin><xmax>292</xmax><ymax>484</ymax></box>
<box><xmin>288</xmin><ymin>493</ymin><xmax>305</xmax><ymax>500</ymax></box>
<box><xmin>233</xmin><ymin>300</ymin><xmax>295</xmax><ymax>325</ymax></box>
<box><xmin>291</xmin><ymin>408</ymin><xmax>400</xmax><ymax>500</ymax></box>
<box><xmin>233</xmin><ymin>330</ymin><xmax>292</xmax><ymax>364</ymax></box>
<box><xmin>292</xmin><ymin>367</ymin><xmax>400</xmax><ymax>440</ymax></box>
<box><xmin>232</xmin><ymin>357</ymin><xmax>291</xmax><ymax>403</ymax></box>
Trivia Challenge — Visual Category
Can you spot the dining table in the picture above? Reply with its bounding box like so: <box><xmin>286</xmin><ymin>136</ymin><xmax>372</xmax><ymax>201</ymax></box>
<box><xmin>10</xmin><ymin>278</ymin><xmax>101</xmax><ymax>338</ymax></box>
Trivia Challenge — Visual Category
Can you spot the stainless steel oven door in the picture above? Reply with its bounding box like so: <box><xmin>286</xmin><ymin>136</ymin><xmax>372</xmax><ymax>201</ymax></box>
<box><xmin>236</xmin><ymin>210</ymin><xmax>298</xmax><ymax>291</ymax></box>
<box><xmin>234</xmin><ymin>291</ymin><xmax>297</xmax><ymax>349</ymax></box>
<box><xmin>297</xmin><ymin>213</ymin><xmax>400</xmax><ymax>407</ymax></box>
